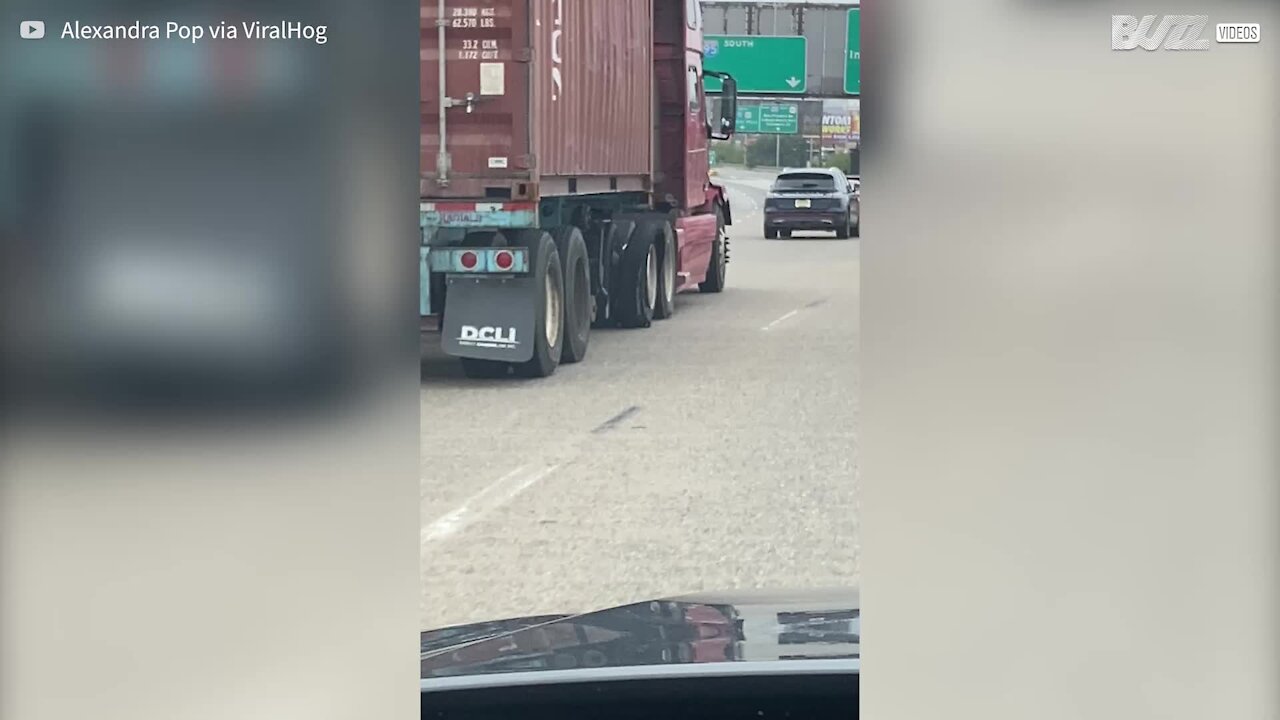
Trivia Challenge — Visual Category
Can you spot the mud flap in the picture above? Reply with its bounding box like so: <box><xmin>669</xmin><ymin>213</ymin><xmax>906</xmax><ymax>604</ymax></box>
<box><xmin>440</xmin><ymin>275</ymin><xmax>538</xmax><ymax>363</ymax></box>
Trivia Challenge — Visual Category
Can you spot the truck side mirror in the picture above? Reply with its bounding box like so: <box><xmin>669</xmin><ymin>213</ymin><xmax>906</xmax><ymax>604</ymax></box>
<box><xmin>704</xmin><ymin>72</ymin><xmax>736</xmax><ymax>140</ymax></box>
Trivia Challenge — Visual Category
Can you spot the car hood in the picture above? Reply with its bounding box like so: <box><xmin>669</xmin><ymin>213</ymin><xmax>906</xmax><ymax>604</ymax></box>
<box><xmin>421</xmin><ymin>587</ymin><xmax>859</xmax><ymax>680</ymax></box>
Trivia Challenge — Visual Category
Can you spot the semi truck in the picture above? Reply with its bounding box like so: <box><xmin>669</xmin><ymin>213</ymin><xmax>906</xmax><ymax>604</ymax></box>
<box><xmin>420</xmin><ymin>0</ymin><xmax>739</xmax><ymax>378</ymax></box>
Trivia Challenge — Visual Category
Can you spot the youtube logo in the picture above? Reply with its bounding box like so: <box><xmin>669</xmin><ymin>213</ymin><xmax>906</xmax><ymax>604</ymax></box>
<box><xmin>20</xmin><ymin>20</ymin><xmax>45</xmax><ymax>39</ymax></box>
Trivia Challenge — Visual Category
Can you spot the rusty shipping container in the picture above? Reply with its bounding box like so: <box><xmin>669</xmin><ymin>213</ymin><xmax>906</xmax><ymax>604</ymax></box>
<box><xmin>421</xmin><ymin>0</ymin><xmax>655</xmax><ymax>201</ymax></box>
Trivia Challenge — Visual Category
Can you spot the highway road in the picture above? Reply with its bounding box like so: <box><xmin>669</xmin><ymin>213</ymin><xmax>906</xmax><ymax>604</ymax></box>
<box><xmin>420</xmin><ymin>166</ymin><xmax>860</xmax><ymax>631</ymax></box>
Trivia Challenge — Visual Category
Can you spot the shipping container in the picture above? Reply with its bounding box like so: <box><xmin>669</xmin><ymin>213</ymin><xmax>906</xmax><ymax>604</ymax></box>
<box><xmin>421</xmin><ymin>0</ymin><xmax>655</xmax><ymax>200</ymax></box>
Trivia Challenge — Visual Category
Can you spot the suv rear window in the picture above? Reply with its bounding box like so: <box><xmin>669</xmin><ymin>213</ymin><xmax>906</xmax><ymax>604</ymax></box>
<box><xmin>772</xmin><ymin>173</ymin><xmax>837</xmax><ymax>192</ymax></box>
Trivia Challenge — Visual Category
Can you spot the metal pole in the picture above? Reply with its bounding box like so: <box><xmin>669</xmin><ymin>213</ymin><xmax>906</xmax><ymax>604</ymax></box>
<box><xmin>436</xmin><ymin>0</ymin><xmax>451</xmax><ymax>185</ymax></box>
<box><xmin>775</xmin><ymin>133</ymin><xmax>781</xmax><ymax>167</ymax></box>
<box><xmin>818</xmin><ymin>6</ymin><xmax>828</xmax><ymax>96</ymax></box>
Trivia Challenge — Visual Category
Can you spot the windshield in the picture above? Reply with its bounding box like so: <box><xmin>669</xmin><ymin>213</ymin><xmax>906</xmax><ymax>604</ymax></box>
<box><xmin>772</xmin><ymin>174</ymin><xmax>838</xmax><ymax>192</ymax></box>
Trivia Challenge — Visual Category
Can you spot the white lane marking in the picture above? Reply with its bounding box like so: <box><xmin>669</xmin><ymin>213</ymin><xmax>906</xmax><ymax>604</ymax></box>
<box><xmin>422</xmin><ymin>463</ymin><xmax>561</xmax><ymax>543</ymax></box>
<box><xmin>761</xmin><ymin>309</ymin><xmax>801</xmax><ymax>331</ymax></box>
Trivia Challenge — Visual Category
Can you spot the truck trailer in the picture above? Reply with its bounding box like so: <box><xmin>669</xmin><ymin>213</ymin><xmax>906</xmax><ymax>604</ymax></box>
<box><xmin>420</xmin><ymin>0</ymin><xmax>738</xmax><ymax>378</ymax></box>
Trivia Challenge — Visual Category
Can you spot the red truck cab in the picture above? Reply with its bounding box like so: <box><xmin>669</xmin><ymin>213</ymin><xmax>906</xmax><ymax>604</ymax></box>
<box><xmin>656</xmin><ymin>0</ymin><xmax>736</xmax><ymax>288</ymax></box>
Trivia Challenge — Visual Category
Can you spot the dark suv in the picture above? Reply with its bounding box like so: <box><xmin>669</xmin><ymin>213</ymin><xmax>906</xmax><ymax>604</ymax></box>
<box><xmin>763</xmin><ymin>168</ymin><xmax>860</xmax><ymax>239</ymax></box>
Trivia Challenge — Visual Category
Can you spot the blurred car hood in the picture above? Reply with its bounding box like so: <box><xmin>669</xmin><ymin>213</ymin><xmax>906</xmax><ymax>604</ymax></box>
<box><xmin>421</xmin><ymin>587</ymin><xmax>859</xmax><ymax>681</ymax></box>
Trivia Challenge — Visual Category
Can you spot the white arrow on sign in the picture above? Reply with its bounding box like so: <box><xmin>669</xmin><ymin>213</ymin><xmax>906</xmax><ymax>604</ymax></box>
<box><xmin>785</xmin><ymin>76</ymin><xmax>801</xmax><ymax>88</ymax></box>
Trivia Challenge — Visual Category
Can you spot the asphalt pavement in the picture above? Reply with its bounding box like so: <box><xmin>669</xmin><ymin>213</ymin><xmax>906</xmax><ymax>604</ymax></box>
<box><xmin>420</xmin><ymin>165</ymin><xmax>859</xmax><ymax>631</ymax></box>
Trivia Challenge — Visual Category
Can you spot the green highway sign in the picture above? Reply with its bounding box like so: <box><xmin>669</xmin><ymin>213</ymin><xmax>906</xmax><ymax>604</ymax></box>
<box><xmin>733</xmin><ymin>103</ymin><xmax>797</xmax><ymax>134</ymax></box>
<box><xmin>758</xmin><ymin>103</ymin><xmax>798</xmax><ymax>134</ymax></box>
<box><xmin>703</xmin><ymin>35</ymin><xmax>807</xmax><ymax>94</ymax></box>
<box><xmin>844</xmin><ymin>9</ymin><xmax>861</xmax><ymax>95</ymax></box>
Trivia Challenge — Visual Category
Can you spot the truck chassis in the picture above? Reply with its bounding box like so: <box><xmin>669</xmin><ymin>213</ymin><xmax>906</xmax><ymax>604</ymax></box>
<box><xmin>421</xmin><ymin>191</ymin><xmax>731</xmax><ymax>379</ymax></box>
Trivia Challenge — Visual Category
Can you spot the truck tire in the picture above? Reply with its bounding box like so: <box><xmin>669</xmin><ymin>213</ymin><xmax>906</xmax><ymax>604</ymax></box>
<box><xmin>511</xmin><ymin>230</ymin><xmax>565</xmax><ymax>378</ymax></box>
<box><xmin>652</xmin><ymin>219</ymin><xmax>677</xmax><ymax>320</ymax></box>
<box><xmin>613</xmin><ymin>220</ymin><xmax>658</xmax><ymax>329</ymax></box>
<box><xmin>593</xmin><ymin>220</ymin><xmax>633</xmax><ymax>329</ymax></box>
<box><xmin>699</xmin><ymin>207</ymin><xmax>728</xmax><ymax>293</ymax></box>
<box><xmin>550</xmin><ymin>225</ymin><xmax>591</xmax><ymax>364</ymax></box>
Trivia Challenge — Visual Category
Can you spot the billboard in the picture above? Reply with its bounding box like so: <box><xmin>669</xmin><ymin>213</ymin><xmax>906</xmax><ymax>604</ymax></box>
<box><xmin>822</xmin><ymin>113</ymin><xmax>855</xmax><ymax>145</ymax></box>
<box><xmin>820</xmin><ymin>98</ymin><xmax>860</xmax><ymax>149</ymax></box>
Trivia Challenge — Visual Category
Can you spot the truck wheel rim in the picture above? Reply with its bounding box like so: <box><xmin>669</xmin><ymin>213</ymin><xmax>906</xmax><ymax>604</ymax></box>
<box><xmin>545</xmin><ymin>270</ymin><xmax>563</xmax><ymax>347</ymax></box>
<box><xmin>662</xmin><ymin>237</ymin><xmax>675</xmax><ymax>304</ymax></box>
<box><xmin>645</xmin><ymin>244</ymin><xmax>658</xmax><ymax>309</ymax></box>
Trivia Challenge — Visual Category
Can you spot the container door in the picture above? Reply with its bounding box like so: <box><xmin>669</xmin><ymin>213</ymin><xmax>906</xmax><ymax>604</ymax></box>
<box><xmin>421</xmin><ymin>1</ymin><xmax>531</xmax><ymax>199</ymax></box>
